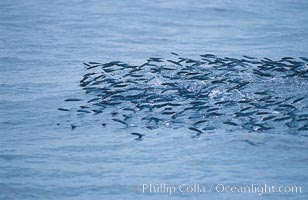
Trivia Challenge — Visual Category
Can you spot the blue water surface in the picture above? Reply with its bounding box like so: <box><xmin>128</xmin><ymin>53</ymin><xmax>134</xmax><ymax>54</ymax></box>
<box><xmin>0</xmin><ymin>0</ymin><xmax>308</xmax><ymax>199</ymax></box>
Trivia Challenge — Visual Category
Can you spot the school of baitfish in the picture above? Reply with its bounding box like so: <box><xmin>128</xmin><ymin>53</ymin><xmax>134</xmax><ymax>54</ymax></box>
<box><xmin>59</xmin><ymin>53</ymin><xmax>308</xmax><ymax>139</ymax></box>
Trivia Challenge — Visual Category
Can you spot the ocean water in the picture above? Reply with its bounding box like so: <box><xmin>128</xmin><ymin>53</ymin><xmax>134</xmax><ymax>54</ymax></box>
<box><xmin>0</xmin><ymin>0</ymin><xmax>308</xmax><ymax>199</ymax></box>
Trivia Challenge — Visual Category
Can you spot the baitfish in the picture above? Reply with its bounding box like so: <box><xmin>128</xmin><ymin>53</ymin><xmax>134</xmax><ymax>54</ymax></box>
<box><xmin>58</xmin><ymin>108</ymin><xmax>70</xmax><ymax>111</ymax></box>
<box><xmin>65</xmin><ymin>98</ymin><xmax>82</xmax><ymax>102</ymax></box>
<box><xmin>188</xmin><ymin>127</ymin><xmax>203</xmax><ymax>134</ymax></box>
<box><xmin>130</xmin><ymin>132</ymin><xmax>145</xmax><ymax>140</ymax></box>
<box><xmin>193</xmin><ymin>120</ymin><xmax>208</xmax><ymax>126</ymax></box>
<box><xmin>223</xmin><ymin>121</ymin><xmax>238</xmax><ymax>126</ymax></box>
<box><xmin>292</xmin><ymin>97</ymin><xmax>305</xmax><ymax>104</ymax></box>
<box><xmin>112</xmin><ymin>118</ymin><xmax>128</xmax><ymax>127</ymax></box>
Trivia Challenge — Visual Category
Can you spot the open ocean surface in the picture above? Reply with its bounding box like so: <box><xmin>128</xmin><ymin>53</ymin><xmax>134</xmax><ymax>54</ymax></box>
<box><xmin>0</xmin><ymin>0</ymin><xmax>308</xmax><ymax>199</ymax></box>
